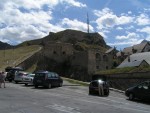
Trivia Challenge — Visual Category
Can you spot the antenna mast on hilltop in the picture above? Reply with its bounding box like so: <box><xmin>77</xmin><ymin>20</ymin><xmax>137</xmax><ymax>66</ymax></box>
<box><xmin>87</xmin><ymin>12</ymin><xmax>90</xmax><ymax>34</ymax></box>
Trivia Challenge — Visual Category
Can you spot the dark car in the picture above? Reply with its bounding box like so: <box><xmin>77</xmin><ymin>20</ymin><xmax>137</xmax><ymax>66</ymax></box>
<box><xmin>125</xmin><ymin>81</ymin><xmax>150</xmax><ymax>101</ymax></box>
<box><xmin>5</xmin><ymin>67</ymin><xmax>24</xmax><ymax>82</ymax></box>
<box><xmin>89</xmin><ymin>80</ymin><xmax>109</xmax><ymax>96</ymax></box>
<box><xmin>33</xmin><ymin>71</ymin><xmax>63</xmax><ymax>88</ymax></box>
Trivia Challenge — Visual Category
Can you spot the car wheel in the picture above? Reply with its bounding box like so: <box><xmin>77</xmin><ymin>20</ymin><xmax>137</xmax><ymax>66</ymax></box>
<box><xmin>89</xmin><ymin>90</ymin><xmax>93</xmax><ymax>95</ymax></box>
<box><xmin>48</xmin><ymin>83</ymin><xmax>51</xmax><ymax>89</ymax></box>
<box><xmin>105</xmin><ymin>90</ymin><xmax>109</xmax><ymax>97</ymax></box>
<box><xmin>59</xmin><ymin>83</ymin><xmax>62</xmax><ymax>87</ymax></box>
<box><xmin>15</xmin><ymin>81</ymin><xmax>18</xmax><ymax>84</ymax></box>
<box><xmin>35</xmin><ymin>85</ymin><xmax>38</xmax><ymax>88</ymax></box>
<box><xmin>8</xmin><ymin>80</ymin><xmax>12</xmax><ymax>82</ymax></box>
<box><xmin>129</xmin><ymin>93</ymin><xmax>134</xmax><ymax>100</ymax></box>
<box><xmin>25</xmin><ymin>83</ymin><xmax>28</xmax><ymax>86</ymax></box>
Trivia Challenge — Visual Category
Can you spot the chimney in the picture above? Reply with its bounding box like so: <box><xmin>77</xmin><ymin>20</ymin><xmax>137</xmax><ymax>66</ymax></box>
<box><xmin>128</xmin><ymin>54</ymin><xmax>130</xmax><ymax>62</ymax></box>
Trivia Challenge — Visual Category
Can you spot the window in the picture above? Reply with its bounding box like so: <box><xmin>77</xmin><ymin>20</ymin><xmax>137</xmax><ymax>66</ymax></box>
<box><xmin>51</xmin><ymin>73</ymin><xmax>56</xmax><ymax>78</ymax></box>
<box><xmin>62</xmin><ymin>51</ymin><xmax>66</xmax><ymax>55</ymax></box>
<box><xmin>96</xmin><ymin>66</ymin><xmax>99</xmax><ymax>69</ymax></box>
<box><xmin>54</xmin><ymin>73</ymin><xmax>59</xmax><ymax>78</ymax></box>
<box><xmin>53</xmin><ymin>51</ymin><xmax>57</xmax><ymax>54</ymax></box>
<box><xmin>138</xmin><ymin>82</ymin><xmax>149</xmax><ymax>90</ymax></box>
<box><xmin>92</xmin><ymin>81</ymin><xmax>98</xmax><ymax>87</ymax></box>
<box><xmin>96</xmin><ymin>53</ymin><xmax>101</xmax><ymax>60</ymax></box>
<box><xmin>48</xmin><ymin>73</ymin><xmax>52</xmax><ymax>78</ymax></box>
<box><xmin>103</xmin><ymin>55</ymin><xmax>108</xmax><ymax>61</ymax></box>
<box><xmin>106</xmin><ymin>66</ymin><xmax>108</xmax><ymax>69</ymax></box>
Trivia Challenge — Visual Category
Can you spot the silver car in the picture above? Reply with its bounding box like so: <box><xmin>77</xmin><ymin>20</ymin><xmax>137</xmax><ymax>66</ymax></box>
<box><xmin>14</xmin><ymin>71</ymin><xmax>28</xmax><ymax>84</ymax></box>
<box><xmin>22</xmin><ymin>73</ymin><xmax>35</xmax><ymax>86</ymax></box>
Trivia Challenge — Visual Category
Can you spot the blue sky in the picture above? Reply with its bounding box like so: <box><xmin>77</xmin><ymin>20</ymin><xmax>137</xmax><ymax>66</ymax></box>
<box><xmin>0</xmin><ymin>0</ymin><xmax>150</xmax><ymax>50</ymax></box>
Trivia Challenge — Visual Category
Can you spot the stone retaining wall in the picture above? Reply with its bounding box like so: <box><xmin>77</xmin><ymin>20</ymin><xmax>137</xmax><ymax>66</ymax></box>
<box><xmin>104</xmin><ymin>71</ymin><xmax>150</xmax><ymax>91</ymax></box>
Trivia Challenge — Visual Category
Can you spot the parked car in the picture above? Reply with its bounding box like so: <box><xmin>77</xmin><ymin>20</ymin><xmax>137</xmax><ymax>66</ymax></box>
<box><xmin>22</xmin><ymin>73</ymin><xmax>35</xmax><ymax>86</ymax></box>
<box><xmin>33</xmin><ymin>71</ymin><xmax>63</xmax><ymax>88</ymax></box>
<box><xmin>14</xmin><ymin>71</ymin><xmax>29</xmax><ymax>84</ymax></box>
<box><xmin>5</xmin><ymin>67</ymin><xmax>24</xmax><ymax>82</ymax></box>
<box><xmin>89</xmin><ymin>80</ymin><xmax>109</xmax><ymax>96</ymax></box>
<box><xmin>125</xmin><ymin>81</ymin><xmax>150</xmax><ymax>101</ymax></box>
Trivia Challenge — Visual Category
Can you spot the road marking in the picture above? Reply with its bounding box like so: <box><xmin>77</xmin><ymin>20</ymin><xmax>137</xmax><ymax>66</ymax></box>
<box><xmin>45</xmin><ymin>104</ymin><xmax>81</xmax><ymax>113</ymax></box>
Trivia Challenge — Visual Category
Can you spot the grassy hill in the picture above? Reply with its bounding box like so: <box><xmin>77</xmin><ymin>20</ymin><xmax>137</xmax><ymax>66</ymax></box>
<box><xmin>0</xmin><ymin>45</ymin><xmax>42</xmax><ymax>71</ymax></box>
<box><xmin>96</xmin><ymin>65</ymin><xmax>150</xmax><ymax>75</ymax></box>
<box><xmin>0</xmin><ymin>41</ymin><xmax>12</xmax><ymax>50</ymax></box>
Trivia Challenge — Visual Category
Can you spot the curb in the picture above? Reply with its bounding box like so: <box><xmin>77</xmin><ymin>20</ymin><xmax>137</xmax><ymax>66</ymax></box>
<box><xmin>62</xmin><ymin>77</ymin><xmax>125</xmax><ymax>94</ymax></box>
<box><xmin>109</xmin><ymin>88</ymin><xmax>125</xmax><ymax>94</ymax></box>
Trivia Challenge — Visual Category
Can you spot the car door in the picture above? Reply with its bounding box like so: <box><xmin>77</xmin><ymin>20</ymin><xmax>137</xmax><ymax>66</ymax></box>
<box><xmin>54</xmin><ymin>73</ymin><xmax>60</xmax><ymax>86</ymax></box>
<box><xmin>134</xmin><ymin>83</ymin><xmax>144</xmax><ymax>99</ymax></box>
<box><xmin>52</xmin><ymin>73</ymin><xmax>58</xmax><ymax>86</ymax></box>
<box><xmin>47</xmin><ymin>72</ymin><xmax>56</xmax><ymax>86</ymax></box>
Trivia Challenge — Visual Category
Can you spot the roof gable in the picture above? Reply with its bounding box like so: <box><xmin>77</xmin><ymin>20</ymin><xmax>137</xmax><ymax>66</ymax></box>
<box><xmin>117</xmin><ymin>52</ymin><xmax>150</xmax><ymax>68</ymax></box>
<box><xmin>123</xmin><ymin>42</ymin><xmax>148</xmax><ymax>54</ymax></box>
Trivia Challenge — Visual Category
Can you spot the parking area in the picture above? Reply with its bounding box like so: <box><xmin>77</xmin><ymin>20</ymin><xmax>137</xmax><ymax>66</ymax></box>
<box><xmin>0</xmin><ymin>80</ymin><xmax>150</xmax><ymax>113</ymax></box>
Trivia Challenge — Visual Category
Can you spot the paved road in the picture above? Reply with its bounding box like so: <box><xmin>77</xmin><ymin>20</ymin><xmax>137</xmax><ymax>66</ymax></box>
<box><xmin>0</xmin><ymin>80</ymin><xmax>150</xmax><ymax>113</ymax></box>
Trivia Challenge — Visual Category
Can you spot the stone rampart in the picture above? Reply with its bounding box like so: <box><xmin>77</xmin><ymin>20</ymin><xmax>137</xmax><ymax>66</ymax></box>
<box><xmin>105</xmin><ymin>71</ymin><xmax>150</xmax><ymax>91</ymax></box>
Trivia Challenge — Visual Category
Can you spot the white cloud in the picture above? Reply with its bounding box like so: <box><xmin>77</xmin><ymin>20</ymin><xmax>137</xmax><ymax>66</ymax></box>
<box><xmin>0</xmin><ymin>0</ymin><xmax>87</xmax><ymax>44</ymax></box>
<box><xmin>116</xmin><ymin>32</ymin><xmax>140</xmax><ymax>40</ymax></box>
<box><xmin>116</xmin><ymin>27</ymin><xmax>123</xmax><ymax>30</ymax></box>
<box><xmin>138</xmin><ymin>27</ymin><xmax>150</xmax><ymax>41</ymax></box>
<box><xmin>108</xmin><ymin>38</ymin><xmax>143</xmax><ymax>46</ymax></box>
<box><xmin>61</xmin><ymin>0</ymin><xmax>86</xmax><ymax>8</ymax></box>
<box><xmin>136</xmin><ymin>14</ymin><xmax>150</xmax><ymax>25</ymax></box>
<box><xmin>98</xmin><ymin>32</ymin><xmax>107</xmax><ymax>39</ymax></box>
<box><xmin>146</xmin><ymin>36</ymin><xmax>150</xmax><ymax>41</ymax></box>
<box><xmin>125</xmin><ymin>26</ymin><xmax>134</xmax><ymax>30</ymax></box>
<box><xmin>0</xmin><ymin>25</ymin><xmax>46</xmax><ymax>44</ymax></box>
<box><xmin>61</xmin><ymin>18</ymin><xmax>94</xmax><ymax>32</ymax></box>
<box><xmin>94</xmin><ymin>8</ymin><xmax>134</xmax><ymax>29</ymax></box>
<box><xmin>0</xmin><ymin>0</ymin><xmax>86</xmax><ymax>10</ymax></box>
<box><xmin>94</xmin><ymin>8</ymin><xmax>113</xmax><ymax>17</ymax></box>
<box><xmin>138</xmin><ymin>26</ymin><xmax>150</xmax><ymax>34</ymax></box>
<box><xmin>128</xmin><ymin>11</ymin><xmax>132</xmax><ymax>14</ymax></box>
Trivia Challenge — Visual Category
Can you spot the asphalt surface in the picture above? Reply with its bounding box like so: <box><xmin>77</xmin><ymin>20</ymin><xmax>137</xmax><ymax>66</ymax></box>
<box><xmin>0</xmin><ymin>80</ymin><xmax>150</xmax><ymax>113</ymax></box>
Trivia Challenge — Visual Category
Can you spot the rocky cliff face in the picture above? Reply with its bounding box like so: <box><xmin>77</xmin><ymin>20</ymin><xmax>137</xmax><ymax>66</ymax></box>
<box><xmin>18</xmin><ymin>29</ymin><xmax>109</xmax><ymax>50</ymax></box>
<box><xmin>44</xmin><ymin>29</ymin><xmax>109</xmax><ymax>48</ymax></box>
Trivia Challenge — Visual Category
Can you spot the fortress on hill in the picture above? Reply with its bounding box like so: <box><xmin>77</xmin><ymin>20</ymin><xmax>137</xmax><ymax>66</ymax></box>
<box><xmin>18</xmin><ymin>29</ymin><xmax>117</xmax><ymax>81</ymax></box>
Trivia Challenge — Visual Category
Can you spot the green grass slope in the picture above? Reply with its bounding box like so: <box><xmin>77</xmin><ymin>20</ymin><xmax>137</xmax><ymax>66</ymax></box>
<box><xmin>0</xmin><ymin>45</ymin><xmax>42</xmax><ymax>71</ymax></box>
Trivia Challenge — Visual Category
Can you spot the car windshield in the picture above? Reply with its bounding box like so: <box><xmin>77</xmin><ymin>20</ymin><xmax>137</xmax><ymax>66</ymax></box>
<box><xmin>35</xmin><ymin>73</ymin><xmax>46</xmax><ymax>77</ymax></box>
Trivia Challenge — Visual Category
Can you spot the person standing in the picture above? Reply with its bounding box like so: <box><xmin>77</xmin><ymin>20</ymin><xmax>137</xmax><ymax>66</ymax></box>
<box><xmin>0</xmin><ymin>71</ymin><xmax>2</xmax><ymax>88</ymax></box>
<box><xmin>98</xmin><ymin>79</ymin><xmax>104</xmax><ymax>96</ymax></box>
<box><xmin>0</xmin><ymin>71</ymin><xmax>6</xmax><ymax>88</ymax></box>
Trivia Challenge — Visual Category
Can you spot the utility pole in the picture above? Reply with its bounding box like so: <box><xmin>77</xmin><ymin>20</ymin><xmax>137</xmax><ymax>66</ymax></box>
<box><xmin>87</xmin><ymin>12</ymin><xmax>90</xmax><ymax>34</ymax></box>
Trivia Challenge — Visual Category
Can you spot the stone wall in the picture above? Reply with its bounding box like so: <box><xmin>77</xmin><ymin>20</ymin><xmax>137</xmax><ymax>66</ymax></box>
<box><xmin>87</xmin><ymin>49</ymin><xmax>114</xmax><ymax>74</ymax></box>
<box><xmin>44</xmin><ymin>42</ymin><xmax>74</xmax><ymax>63</ymax></box>
<box><xmin>99</xmin><ymin>71</ymin><xmax>150</xmax><ymax>91</ymax></box>
<box><xmin>17</xmin><ymin>51</ymin><xmax>41</xmax><ymax>71</ymax></box>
